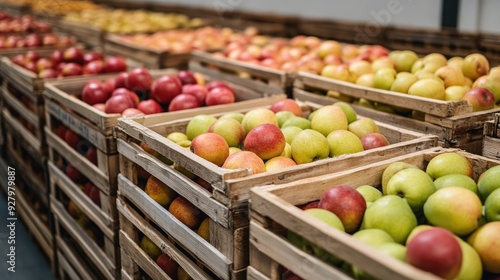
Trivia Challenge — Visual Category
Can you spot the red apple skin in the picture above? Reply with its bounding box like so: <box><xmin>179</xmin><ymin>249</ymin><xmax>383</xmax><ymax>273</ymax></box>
<box><xmin>243</xmin><ymin>124</ymin><xmax>286</xmax><ymax>160</ymax></box>
<box><xmin>64</xmin><ymin>129</ymin><xmax>81</xmax><ymax>150</ymax></box>
<box><xmin>82</xmin><ymin>81</ymin><xmax>111</xmax><ymax>105</ymax></box>
<box><xmin>24</xmin><ymin>50</ymin><xmax>40</xmax><ymax>62</ymax></box>
<box><xmin>89</xmin><ymin>185</ymin><xmax>100</xmax><ymax>207</ymax></box>
<box><xmin>82</xmin><ymin>60</ymin><xmax>105</xmax><ymax>75</ymax></box>
<box><xmin>126</xmin><ymin>68</ymin><xmax>153</xmax><ymax>93</ymax></box>
<box><xmin>206</xmin><ymin>81</ymin><xmax>233</xmax><ymax>92</ymax></box>
<box><xmin>270</xmin><ymin>99</ymin><xmax>303</xmax><ymax>116</ymax></box>
<box><xmin>205</xmin><ymin>87</ymin><xmax>235</xmax><ymax>106</ymax></box>
<box><xmin>177</xmin><ymin>70</ymin><xmax>197</xmax><ymax>85</ymax></box>
<box><xmin>85</xmin><ymin>146</ymin><xmax>98</xmax><ymax>165</ymax></box>
<box><xmin>11</xmin><ymin>54</ymin><xmax>25</xmax><ymax>66</ymax></box>
<box><xmin>104</xmin><ymin>94</ymin><xmax>137</xmax><ymax>114</ymax></box>
<box><xmin>61</xmin><ymin>63</ymin><xmax>83</xmax><ymax>77</ymax></box>
<box><xmin>41</xmin><ymin>34</ymin><xmax>57</xmax><ymax>46</ymax></box>
<box><xmin>38</xmin><ymin>68</ymin><xmax>58</xmax><ymax>78</ymax></box>
<box><xmin>104</xmin><ymin>77</ymin><xmax>118</xmax><ymax>93</ymax></box>
<box><xmin>104</xmin><ymin>56</ymin><xmax>127</xmax><ymax>73</ymax></box>
<box><xmin>360</xmin><ymin>132</ymin><xmax>390</xmax><ymax>150</ymax></box>
<box><xmin>35</xmin><ymin>58</ymin><xmax>53</xmax><ymax>73</ymax></box>
<box><xmin>93</xmin><ymin>103</ymin><xmax>106</xmax><ymax>112</ymax></box>
<box><xmin>462</xmin><ymin>87</ymin><xmax>495</xmax><ymax>112</ymax></box>
<box><xmin>115</xmin><ymin>72</ymin><xmax>128</xmax><ymax>88</ymax></box>
<box><xmin>51</xmin><ymin>49</ymin><xmax>64</xmax><ymax>64</ymax></box>
<box><xmin>65</xmin><ymin>164</ymin><xmax>85</xmax><ymax>183</ymax></box>
<box><xmin>121</xmin><ymin>108</ymin><xmax>144</xmax><ymax>117</ymax></box>
<box><xmin>137</xmin><ymin>99</ymin><xmax>163</xmax><ymax>115</ymax></box>
<box><xmin>150</xmin><ymin>74</ymin><xmax>183</xmax><ymax>104</ymax></box>
<box><xmin>55</xmin><ymin>124</ymin><xmax>68</xmax><ymax>139</ymax></box>
<box><xmin>156</xmin><ymin>253</ymin><xmax>179</xmax><ymax>279</ymax></box>
<box><xmin>301</xmin><ymin>201</ymin><xmax>320</xmax><ymax>210</ymax></box>
<box><xmin>83</xmin><ymin>52</ymin><xmax>103</xmax><ymax>64</ymax></box>
<box><xmin>83</xmin><ymin>182</ymin><xmax>93</xmax><ymax>197</ymax></box>
<box><xmin>182</xmin><ymin>84</ymin><xmax>208</xmax><ymax>106</ymax></box>
<box><xmin>112</xmin><ymin>88</ymin><xmax>140</xmax><ymax>104</ymax></box>
<box><xmin>406</xmin><ymin>228</ymin><xmax>462</xmax><ymax>280</ymax></box>
<box><xmin>318</xmin><ymin>185</ymin><xmax>367</xmax><ymax>233</ymax></box>
<box><xmin>63</xmin><ymin>47</ymin><xmax>84</xmax><ymax>64</ymax></box>
<box><xmin>168</xmin><ymin>93</ymin><xmax>199</xmax><ymax>112</ymax></box>
<box><xmin>195</xmin><ymin>177</ymin><xmax>213</xmax><ymax>193</ymax></box>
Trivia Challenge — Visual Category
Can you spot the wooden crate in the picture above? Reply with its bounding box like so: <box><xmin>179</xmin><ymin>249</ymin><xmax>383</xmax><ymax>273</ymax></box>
<box><xmin>103</xmin><ymin>33</ymin><xmax>192</xmax><ymax>69</ymax></box>
<box><xmin>384</xmin><ymin>27</ymin><xmax>478</xmax><ymax>58</ymax></box>
<box><xmin>0</xmin><ymin>33</ymin><xmax>78</xmax><ymax>58</ymax></box>
<box><xmin>115</xmin><ymin>98</ymin><xmax>436</xmax><ymax>279</ymax></box>
<box><xmin>294</xmin><ymin>71</ymin><xmax>500</xmax><ymax>154</ymax></box>
<box><xmin>249</xmin><ymin>147</ymin><xmax>500</xmax><ymax>280</ymax></box>
<box><xmin>478</xmin><ymin>34</ymin><xmax>500</xmax><ymax>67</ymax></box>
<box><xmin>49</xmin><ymin>160</ymin><xmax>120</xmax><ymax>280</ymax></box>
<box><xmin>189</xmin><ymin>50</ymin><xmax>295</xmax><ymax>96</ymax></box>
<box><xmin>297</xmin><ymin>18</ymin><xmax>381</xmax><ymax>45</ymax></box>
<box><xmin>0</xmin><ymin>2</ymin><xmax>30</xmax><ymax>17</ymax></box>
<box><xmin>53</xmin><ymin>20</ymin><xmax>105</xmax><ymax>48</ymax></box>
<box><xmin>483</xmin><ymin>113</ymin><xmax>500</xmax><ymax>160</ymax></box>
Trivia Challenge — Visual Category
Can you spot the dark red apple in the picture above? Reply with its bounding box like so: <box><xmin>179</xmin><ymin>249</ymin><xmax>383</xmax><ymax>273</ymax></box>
<box><xmin>65</xmin><ymin>163</ymin><xmax>85</xmax><ymax>183</ymax></box>
<box><xmin>206</xmin><ymin>81</ymin><xmax>233</xmax><ymax>92</ymax></box>
<box><xmin>60</xmin><ymin>63</ymin><xmax>82</xmax><ymax>77</ymax></box>
<box><xmin>406</xmin><ymin>227</ymin><xmax>462</xmax><ymax>279</ymax></box>
<box><xmin>93</xmin><ymin>103</ymin><xmax>106</xmax><ymax>112</ymax></box>
<box><xmin>150</xmin><ymin>74</ymin><xmax>182</xmax><ymax>104</ymax></box>
<box><xmin>205</xmin><ymin>87</ymin><xmax>235</xmax><ymax>106</ymax></box>
<box><xmin>104</xmin><ymin>94</ymin><xmax>136</xmax><ymax>114</ymax></box>
<box><xmin>168</xmin><ymin>94</ymin><xmax>199</xmax><ymax>111</ymax></box>
<box><xmin>462</xmin><ymin>87</ymin><xmax>495</xmax><ymax>112</ymax></box>
<box><xmin>4</xmin><ymin>35</ymin><xmax>21</xmax><ymax>48</ymax></box>
<box><xmin>63</xmin><ymin>47</ymin><xmax>84</xmax><ymax>64</ymax></box>
<box><xmin>121</xmin><ymin>108</ymin><xmax>144</xmax><ymax>117</ymax></box>
<box><xmin>195</xmin><ymin>177</ymin><xmax>213</xmax><ymax>192</ymax></box>
<box><xmin>83</xmin><ymin>182</ymin><xmax>93</xmax><ymax>197</ymax></box>
<box><xmin>104</xmin><ymin>77</ymin><xmax>117</xmax><ymax>92</ymax></box>
<box><xmin>89</xmin><ymin>185</ymin><xmax>100</xmax><ymax>207</ymax></box>
<box><xmin>83</xmin><ymin>52</ymin><xmax>103</xmax><ymax>64</ymax></box>
<box><xmin>156</xmin><ymin>253</ymin><xmax>179</xmax><ymax>279</ymax></box>
<box><xmin>112</xmin><ymin>88</ymin><xmax>139</xmax><ymax>104</ymax></box>
<box><xmin>24</xmin><ymin>50</ymin><xmax>40</xmax><ymax>63</ymax></box>
<box><xmin>24</xmin><ymin>61</ymin><xmax>36</xmax><ymax>73</ymax></box>
<box><xmin>82</xmin><ymin>60</ymin><xmax>105</xmax><ymax>75</ymax></box>
<box><xmin>51</xmin><ymin>49</ymin><xmax>64</xmax><ymax>64</ymax></box>
<box><xmin>24</xmin><ymin>33</ymin><xmax>41</xmax><ymax>47</ymax></box>
<box><xmin>42</xmin><ymin>34</ymin><xmax>57</xmax><ymax>46</ymax></box>
<box><xmin>115</xmin><ymin>72</ymin><xmax>128</xmax><ymax>88</ymax></box>
<box><xmin>82</xmin><ymin>80</ymin><xmax>110</xmax><ymax>105</ymax></box>
<box><xmin>35</xmin><ymin>58</ymin><xmax>53</xmax><ymax>73</ymax></box>
<box><xmin>137</xmin><ymin>99</ymin><xmax>163</xmax><ymax>115</ymax></box>
<box><xmin>55</xmin><ymin>124</ymin><xmax>68</xmax><ymax>139</ymax></box>
<box><xmin>177</xmin><ymin>70</ymin><xmax>197</xmax><ymax>85</ymax></box>
<box><xmin>64</xmin><ymin>129</ymin><xmax>81</xmax><ymax>150</ymax></box>
<box><xmin>302</xmin><ymin>201</ymin><xmax>320</xmax><ymax>210</ymax></box>
<box><xmin>318</xmin><ymin>185</ymin><xmax>366</xmax><ymax>233</ymax></box>
<box><xmin>104</xmin><ymin>56</ymin><xmax>127</xmax><ymax>73</ymax></box>
<box><xmin>126</xmin><ymin>68</ymin><xmax>153</xmax><ymax>93</ymax></box>
<box><xmin>38</xmin><ymin>68</ymin><xmax>58</xmax><ymax>78</ymax></box>
<box><xmin>360</xmin><ymin>132</ymin><xmax>390</xmax><ymax>150</ymax></box>
<box><xmin>182</xmin><ymin>84</ymin><xmax>208</xmax><ymax>106</ymax></box>
<box><xmin>86</xmin><ymin>146</ymin><xmax>98</xmax><ymax>165</ymax></box>
<box><xmin>11</xmin><ymin>54</ymin><xmax>25</xmax><ymax>66</ymax></box>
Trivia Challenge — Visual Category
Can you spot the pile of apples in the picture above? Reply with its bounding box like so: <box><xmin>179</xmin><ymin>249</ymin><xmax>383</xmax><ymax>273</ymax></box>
<box><xmin>10</xmin><ymin>47</ymin><xmax>128</xmax><ymax>78</ymax></box>
<box><xmin>287</xmin><ymin>152</ymin><xmax>500</xmax><ymax>280</ymax></box>
<box><xmin>214</xmin><ymin>34</ymin><xmax>390</xmax><ymax>74</ymax></box>
<box><xmin>115</xmin><ymin>26</ymin><xmax>260</xmax><ymax>53</ymax></box>
<box><xmin>81</xmin><ymin>69</ymin><xmax>236</xmax><ymax>116</ymax></box>
<box><xmin>0</xmin><ymin>33</ymin><xmax>76</xmax><ymax>49</ymax></box>
<box><xmin>0</xmin><ymin>14</ymin><xmax>51</xmax><ymax>34</ymax></box>
<box><xmin>319</xmin><ymin>47</ymin><xmax>500</xmax><ymax>112</ymax></box>
<box><xmin>161</xmin><ymin>99</ymin><xmax>390</xmax><ymax>176</ymax></box>
<box><xmin>67</xmin><ymin>199</ymin><xmax>104</xmax><ymax>248</ymax></box>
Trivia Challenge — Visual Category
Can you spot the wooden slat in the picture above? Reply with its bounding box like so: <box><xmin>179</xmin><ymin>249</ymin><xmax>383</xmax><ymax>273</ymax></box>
<box><xmin>482</xmin><ymin>136</ymin><xmax>500</xmax><ymax>160</ymax></box>
<box><xmin>2</xmin><ymin>108</ymin><xmax>44</xmax><ymax>153</ymax></box>
<box><xmin>2</xmin><ymin>83</ymin><xmax>40</xmax><ymax>128</ymax></box>
<box><xmin>118</xmin><ymin>174</ymin><xmax>232</xmax><ymax>279</ymax></box>
<box><xmin>56</xmin><ymin>236</ymin><xmax>97</xmax><ymax>280</ymax></box>
<box><xmin>247</xmin><ymin>266</ymin><xmax>269</xmax><ymax>280</ymax></box>
<box><xmin>57</xmin><ymin>250</ymin><xmax>82</xmax><ymax>280</ymax></box>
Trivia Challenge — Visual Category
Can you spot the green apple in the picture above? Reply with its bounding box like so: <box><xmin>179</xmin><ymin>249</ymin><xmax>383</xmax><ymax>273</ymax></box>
<box><xmin>348</xmin><ymin>60</ymin><xmax>372</xmax><ymax>80</ymax></box>
<box><xmin>281</xmin><ymin>126</ymin><xmax>303</xmax><ymax>144</ymax></box>
<box><xmin>456</xmin><ymin>238</ymin><xmax>483</xmax><ymax>280</ymax></box>
<box><xmin>422</xmin><ymin>53</ymin><xmax>448</xmax><ymax>70</ymax></box>
<box><xmin>310</xmin><ymin>105</ymin><xmax>348</xmax><ymax>137</ymax></box>
<box><xmin>265</xmin><ymin>156</ymin><xmax>297</xmax><ymax>172</ymax></box>
<box><xmin>356</xmin><ymin>185</ymin><xmax>382</xmax><ymax>204</ymax></box>
<box><xmin>281</xmin><ymin>116</ymin><xmax>311</xmax><ymax>130</ymax></box>
<box><xmin>389</xmin><ymin>50</ymin><xmax>419</xmax><ymax>73</ymax></box>
<box><xmin>424</xmin><ymin>187</ymin><xmax>482</xmax><ymax>236</ymax></box>
<box><xmin>361</xmin><ymin>195</ymin><xmax>417</xmax><ymax>244</ymax></box>
<box><xmin>390</xmin><ymin>72</ymin><xmax>417</xmax><ymax>93</ymax></box>
<box><xmin>435</xmin><ymin>65</ymin><xmax>465</xmax><ymax>88</ymax></box>
<box><xmin>348</xmin><ymin>117</ymin><xmax>379</xmax><ymax>139</ymax></box>
<box><xmin>376</xmin><ymin>242</ymin><xmax>407</xmax><ymax>263</ymax></box>
<box><xmin>241</xmin><ymin>108</ymin><xmax>278</xmax><ymax>135</ymax></box>
<box><xmin>326</xmin><ymin>130</ymin><xmax>364</xmax><ymax>157</ymax></box>
<box><xmin>276</xmin><ymin>111</ymin><xmax>295</xmax><ymax>127</ymax></box>
<box><xmin>352</xmin><ymin>228</ymin><xmax>394</xmax><ymax>247</ymax></box>
<box><xmin>478</xmin><ymin>165</ymin><xmax>500</xmax><ymax>202</ymax></box>
<box><xmin>433</xmin><ymin>174</ymin><xmax>478</xmax><ymax>194</ymax></box>
<box><xmin>326</xmin><ymin>90</ymin><xmax>354</xmax><ymax>103</ymax></box>
<box><xmin>185</xmin><ymin>114</ymin><xmax>217</xmax><ymax>140</ymax></box>
<box><xmin>445</xmin><ymin>85</ymin><xmax>468</xmax><ymax>100</ymax></box>
<box><xmin>415</xmin><ymin>71</ymin><xmax>446</xmax><ymax>85</ymax></box>
<box><xmin>485</xmin><ymin>188</ymin><xmax>500</xmax><ymax>222</ymax></box>
<box><xmin>373</xmin><ymin>68</ymin><xmax>397</xmax><ymax>90</ymax></box>
<box><xmin>219</xmin><ymin>112</ymin><xmax>245</xmax><ymax>123</ymax></box>
<box><xmin>229</xmin><ymin>147</ymin><xmax>241</xmax><ymax>155</ymax></box>
<box><xmin>406</xmin><ymin>224</ymin><xmax>434</xmax><ymax>244</ymax></box>
<box><xmin>291</xmin><ymin>129</ymin><xmax>330</xmax><ymax>164</ymax></box>
<box><xmin>355</xmin><ymin>73</ymin><xmax>375</xmax><ymax>87</ymax></box>
<box><xmin>426</xmin><ymin>152</ymin><xmax>473</xmax><ymax>180</ymax></box>
<box><xmin>333</xmin><ymin>102</ymin><xmax>357</xmax><ymax>124</ymax></box>
<box><xmin>447</xmin><ymin>56</ymin><xmax>464</xmax><ymax>71</ymax></box>
<box><xmin>472</xmin><ymin>75</ymin><xmax>500</xmax><ymax>103</ymax></box>
<box><xmin>462</xmin><ymin>53</ymin><xmax>490</xmax><ymax>81</ymax></box>
<box><xmin>208</xmin><ymin>118</ymin><xmax>244</xmax><ymax>147</ymax></box>
<box><xmin>280</xmin><ymin>142</ymin><xmax>292</xmax><ymax>158</ymax></box>
<box><xmin>166</xmin><ymin>132</ymin><xmax>188</xmax><ymax>143</ymax></box>
<box><xmin>371</xmin><ymin>56</ymin><xmax>395</xmax><ymax>73</ymax></box>
<box><xmin>355</xmin><ymin>98</ymin><xmax>374</xmax><ymax>109</ymax></box>
<box><xmin>386</xmin><ymin>168</ymin><xmax>436</xmax><ymax>213</ymax></box>
<box><xmin>408</xmin><ymin>78</ymin><xmax>446</xmax><ymax>100</ymax></box>
<box><xmin>141</xmin><ymin>236</ymin><xmax>162</xmax><ymax>260</ymax></box>
<box><xmin>373</xmin><ymin>102</ymin><xmax>396</xmax><ymax>114</ymax></box>
<box><xmin>381</xmin><ymin>162</ymin><xmax>419</xmax><ymax>194</ymax></box>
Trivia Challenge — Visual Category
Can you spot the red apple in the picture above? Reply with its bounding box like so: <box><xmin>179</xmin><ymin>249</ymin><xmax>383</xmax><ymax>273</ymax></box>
<box><xmin>104</xmin><ymin>94</ymin><xmax>136</xmax><ymax>114</ymax></box>
<box><xmin>243</xmin><ymin>124</ymin><xmax>285</xmax><ymax>160</ymax></box>
<box><xmin>104</xmin><ymin>77</ymin><xmax>117</xmax><ymax>92</ymax></box>
<box><xmin>86</xmin><ymin>146</ymin><xmax>98</xmax><ymax>165</ymax></box>
<box><xmin>177</xmin><ymin>70</ymin><xmax>197</xmax><ymax>85</ymax></box>
<box><xmin>93</xmin><ymin>103</ymin><xmax>106</xmax><ymax>112</ymax></box>
<box><xmin>318</xmin><ymin>185</ymin><xmax>367</xmax><ymax>233</ymax></box>
<box><xmin>81</xmin><ymin>80</ymin><xmax>110</xmax><ymax>105</ymax></box>
<box><xmin>83</xmin><ymin>52</ymin><xmax>103</xmax><ymax>64</ymax></box>
<box><xmin>205</xmin><ymin>87</ymin><xmax>235</xmax><ymax>106</ymax></box>
<box><xmin>82</xmin><ymin>60</ymin><xmax>105</xmax><ymax>75</ymax></box>
<box><xmin>65</xmin><ymin>164</ymin><xmax>85</xmax><ymax>183</ymax></box>
<box><xmin>462</xmin><ymin>87</ymin><xmax>495</xmax><ymax>112</ymax></box>
<box><xmin>24</xmin><ymin>33</ymin><xmax>41</xmax><ymax>47</ymax></box>
<box><xmin>115</xmin><ymin>72</ymin><xmax>128</xmax><ymax>88</ymax></box>
<box><xmin>111</xmin><ymin>88</ymin><xmax>139</xmax><ymax>104</ymax></box>
<box><xmin>60</xmin><ymin>63</ymin><xmax>82</xmax><ymax>77</ymax></box>
<box><xmin>137</xmin><ymin>99</ymin><xmax>163</xmax><ymax>115</ymax></box>
<box><xmin>156</xmin><ymin>254</ymin><xmax>179</xmax><ymax>279</ymax></box>
<box><xmin>182</xmin><ymin>84</ymin><xmax>208</xmax><ymax>106</ymax></box>
<box><xmin>38</xmin><ymin>68</ymin><xmax>58</xmax><ymax>78</ymax></box>
<box><xmin>206</xmin><ymin>81</ymin><xmax>233</xmax><ymax>92</ymax></box>
<box><xmin>126</xmin><ymin>68</ymin><xmax>153</xmax><ymax>93</ymax></box>
<box><xmin>11</xmin><ymin>54</ymin><xmax>25</xmax><ymax>66</ymax></box>
<box><xmin>51</xmin><ymin>49</ymin><xmax>64</xmax><ymax>64</ymax></box>
<box><xmin>270</xmin><ymin>99</ymin><xmax>302</xmax><ymax>116</ymax></box>
<box><xmin>168</xmin><ymin>94</ymin><xmax>199</xmax><ymax>112</ymax></box>
<box><xmin>64</xmin><ymin>129</ymin><xmax>81</xmax><ymax>150</ymax></box>
<box><xmin>360</xmin><ymin>132</ymin><xmax>390</xmax><ymax>150</ymax></box>
<box><xmin>24</xmin><ymin>61</ymin><xmax>36</xmax><ymax>73</ymax></box>
<box><xmin>104</xmin><ymin>56</ymin><xmax>127</xmax><ymax>73</ymax></box>
<box><xmin>121</xmin><ymin>108</ymin><xmax>144</xmax><ymax>117</ymax></box>
<box><xmin>55</xmin><ymin>124</ymin><xmax>68</xmax><ymax>139</ymax></box>
<box><xmin>406</xmin><ymin>227</ymin><xmax>462</xmax><ymax>280</ymax></box>
<box><xmin>302</xmin><ymin>201</ymin><xmax>320</xmax><ymax>210</ymax></box>
<box><xmin>222</xmin><ymin>151</ymin><xmax>266</xmax><ymax>174</ymax></box>
<box><xmin>24</xmin><ymin>50</ymin><xmax>40</xmax><ymax>63</ymax></box>
<box><xmin>63</xmin><ymin>47</ymin><xmax>84</xmax><ymax>64</ymax></box>
<box><xmin>150</xmin><ymin>74</ymin><xmax>182</xmax><ymax>104</ymax></box>
<box><xmin>89</xmin><ymin>185</ymin><xmax>100</xmax><ymax>207</ymax></box>
<box><xmin>83</xmin><ymin>182</ymin><xmax>93</xmax><ymax>197</ymax></box>
<box><xmin>191</xmin><ymin>132</ymin><xmax>230</xmax><ymax>166</ymax></box>
<box><xmin>195</xmin><ymin>177</ymin><xmax>213</xmax><ymax>193</ymax></box>
<box><xmin>41</xmin><ymin>34</ymin><xmax>57</xmax><ymax>46</ymax></box>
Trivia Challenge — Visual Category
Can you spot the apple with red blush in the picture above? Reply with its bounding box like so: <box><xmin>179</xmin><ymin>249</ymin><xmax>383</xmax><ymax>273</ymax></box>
<box><xmin>121</xmin><ymin>108</ymin><xmax>144</xmax><ymax>117</ymax></box>
<box><xmin>182</xmin><ymin>84</ymin><xmax>208</xmax><ymax>106</ymax></box>
<box><xmin>82</xmin><ymin>80</ymin><xmax>111</xmax><ymax>105</ymax></box>
<box><xmin>168</xmin><ymin>94</ymin><xmax>199</xmax><ymax>111</ymax></box>
<box><xmin>60</xmin><ymin>63</ymin><xmax>82</xmax><ymax>77</ymax></box>
<box><xmin>82</xmin><ymin>60</ymin><xmax>105</xmax><ymax>75</ymax></box>
<box><xmin>150</xmin><ymin>74</ymin><xmax>182</xmax><ymax>104</ymax></box>
<box><xmin>83</xmin><ymin>52</ymin><xmax>103</xmax><ymax>64</ymax></box>
<box><xmin>360</xmin><ymin>132</ymin><xmax>390</xmax><ymax>150</ymax></box>
<box><xmin>63</xmin><ymin>47</ymin><xmax>84</xmax><ymax>64</ymax></box>
<box><xmin>206</xmin><ymin>81</ymin><xmax>233</xmax><ymax>92</ymax></box>
<box><xmin>205</xmin><ymin>86</ymin><xmax>235</xmax><ymax>106</ymax></box>
<box><xmin>38</xmin><ymin>68</ymin><xmax>58</xmax><ymax>78</ymax></box>
<box><xmin>137</xmin><ymin>99</ymin><xmax>164</xmax><ymax>115</ymax></box>
<box><xmin>111</xmin><ymin>88</ymin><xmax>139</xmax><ymax>104</ymax></box>
<box><xmin>177</xmin><ymin>70</ymin><xmax>197</xmax><ymax>85</ymax></box>
<box><xmin>104</xmin><ymin>56</ymin><xmax>127</xmax><ymax>73</ymax></box>
<box><xmin>104</xmin><ymin>94</ymin><xmax>136</xmax><ymax>114</ymax></box>
<box><xmin>93</xmin><ymin>103</ymin><xmax>106</xmax><ymax>112</ymax></box>
<box><xmin>126</xmin><ymin>68</ymin><xmax>153</xmax><ymax>93</ymax></box>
